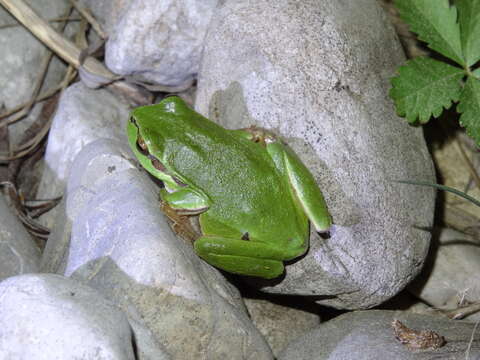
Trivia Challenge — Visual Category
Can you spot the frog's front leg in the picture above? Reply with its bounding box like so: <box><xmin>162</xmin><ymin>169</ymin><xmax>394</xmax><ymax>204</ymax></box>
<box><xmin>160</xmin><ymin>188</ymin><xmax>209</xmax><ymax>214</ymax></box>
<box><xmin>194</xmin><ymin>236</ymin><xmax>290</xmax><ymax>279</ymax></box>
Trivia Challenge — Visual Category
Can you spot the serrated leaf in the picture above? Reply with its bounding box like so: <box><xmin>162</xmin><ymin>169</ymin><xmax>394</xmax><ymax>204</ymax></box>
<box><xmin>458</xmin><ymin>76</ymin><xmax>480</xmax><ymax>145</ymax></box>
<box><xmin>473</xmin><ymin>68</ymin><xmax>480</xmax><ymax>77</ymax></box>
<box><xmin>395</xmin><ymin>0</ymin><xmax>464</xmax><ymax>66</ymax></box>
<box><xmin>390</xmin><ymin>57</ymin><xmax>464</xmax><ymax>123</ymax></box>
<box><xmin>456</xmin><ymin>0</ymin><xmax>480</xmax><ymax>67</ymax></box>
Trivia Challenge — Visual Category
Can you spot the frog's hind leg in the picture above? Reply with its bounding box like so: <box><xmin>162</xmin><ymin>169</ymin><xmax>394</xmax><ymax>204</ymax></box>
<box><xmin>194</xmin><ymin>236</ymin><xmax>287</xmax><ymax>279</ymax></box>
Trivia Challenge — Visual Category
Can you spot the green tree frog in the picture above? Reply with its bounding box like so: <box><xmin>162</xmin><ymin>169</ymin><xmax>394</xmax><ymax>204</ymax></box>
<box><xmin>127</xmin><ymin>96</ymin><xmax>331</xmax><ymax>279</ymax></box>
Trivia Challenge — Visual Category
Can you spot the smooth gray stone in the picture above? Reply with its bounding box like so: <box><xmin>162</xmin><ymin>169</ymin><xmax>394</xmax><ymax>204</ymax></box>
<box><xmin>279</xmin><ymin>310</ymin><xmax>480</xmax><ymax>360</ymax></box>
<box><xmin>80</xmin><ymin>0</ymin><xmax>219</xmax><ymax>87</ymax></box>
<box><xmin>195</xmin><ymin>0</ymin><xmax>435</xmax><ymax>308</ymax></box>
<box><xmin>0</xmin><ymin>0</ymin><xmax>73</xmax><ymax>146</ymax></box>
<box><xmin>51</xmin><ymin>138</ymin><xmax>273</xmax><ymax>359</ymax></box>
<box><xmin>0</xmin><ymin>274</ymin><xmax>168</xmax><ymax>360</ymax></box>
<box><xmin>0</xmin><ymin>195</ymin><xmax>40</xmax><ymax>280</ymax></box>
<box><xmin>37</xmin><ymin>82</ymin><xmax>131</xmax><ymax>228</ymax></box>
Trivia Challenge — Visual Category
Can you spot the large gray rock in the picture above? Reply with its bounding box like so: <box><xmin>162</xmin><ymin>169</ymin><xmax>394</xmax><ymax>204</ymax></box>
<box><xmin>0</xmin><ymin>195</ymin><xmax>40</xmax><ymax>280</ymax></box>
<box><xmin>0</xmin><ymin>274</ymin><xmax>170</xmax><ymax>360</ymax></box>
<box><xmin>44</xmin><ymin>137</ymin><xmax>273</xmax><ymax>360</ymax></box>
<box><xmin>80</xmin><ymin>0</ymin><xmax>219</xmax><ymax>87</ymax></box>
<box><xmin>195</xmin><ymin>0</ymin><xmax>435</xmax><ymax>308</ymax></box>
<box><xmin>279</xmin><ymin>310</ymin><xmax>480</xmax><ymax>360</ymax></box>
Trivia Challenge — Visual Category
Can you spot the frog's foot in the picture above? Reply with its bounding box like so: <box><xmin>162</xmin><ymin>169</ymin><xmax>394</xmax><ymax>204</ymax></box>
<box><xmin>160</xmin><ymin>202</ymin><xmax>199</xmax><ymax>242</ymax></box>
<box><xmin>230</xmin><ymin>126</ymin><xmax>278</xmax><ymax>147</ymax></box>
<box><xmin>160</xmin><ymin>188</ymin><xmax>209</xmax><ymax>215</ymax></box>
<box><xmin>194</xmin><ymin>236</ymin><xmax>288</xmax><ymax>279</ymax></box>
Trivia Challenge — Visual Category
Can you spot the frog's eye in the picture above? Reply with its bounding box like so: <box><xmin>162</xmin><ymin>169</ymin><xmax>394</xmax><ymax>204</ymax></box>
<box><xmin>241</xmin><ymin>232</ymin><xmax>250</xmax><ymax>241</ymax></box>
<box><xmin>136</xmin><ymin>136</ymin><xmax>149</xmax><ymax>155</ymax></box>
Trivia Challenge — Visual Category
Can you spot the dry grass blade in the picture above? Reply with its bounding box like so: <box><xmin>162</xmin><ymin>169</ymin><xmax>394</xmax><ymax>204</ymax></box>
<box><xmin>0</xmin><ymin>181</ymin><xmax>52</xmax><ymax>239</ymax></box>
<box><xmin>69</xmin><ymin>0</ymin><xmax>106</xmax><ymax>39</ymax></box>
<box><xmin>0</xmin><ymin>0</ymin><xmax>118</xmax><ymax>83</ymax></box>
<box><xmin>0</xmin><ymin>111</ymin><xmax>52</xmax><ymax>162</ymax></box>
<box><xmin>465</xmin><ymin>321</ymin><xmax>480</xmax><ymax>360</ymax></box>
<box><xmin>0</xmin><ymin>15</ymin><xmax>80</xmax><ymax>29</ymax></box>
<box><xmin>24</xmin><ymin>197</ymin><xmax>62</xmax><ymax>218</ymax></box>
<box><xmin>7</xmin><ymin>94</ymin><xmax>59</xmax><ymax>183</ymax></box>
<box><xmin>0</xmin><ymin>66</ymin><xmax>76</xmax><ymax>121</ymax></box>
<box><xmin>0</xmin><ymin>50</ymin><xmax>53</xmax><ymax>128</ymax></box>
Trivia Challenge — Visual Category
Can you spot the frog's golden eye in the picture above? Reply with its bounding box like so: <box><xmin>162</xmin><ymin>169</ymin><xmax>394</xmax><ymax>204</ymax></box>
<box><xmin>136</xmin><ymin>136</ymin><xmax>149</xmax><ymax>155</ymax></box>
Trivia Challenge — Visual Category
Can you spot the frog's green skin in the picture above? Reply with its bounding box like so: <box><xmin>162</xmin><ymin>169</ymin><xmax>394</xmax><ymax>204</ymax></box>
<box><xmin>127</xmin><ymin>96</ymin><xmax>331</xmax><ymax>279</ymax></box>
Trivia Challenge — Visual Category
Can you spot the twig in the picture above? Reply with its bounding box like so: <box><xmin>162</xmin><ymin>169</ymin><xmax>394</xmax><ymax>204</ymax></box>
<box><xmin>0</xmin><ymin>68</ymin><xmax>76</xmax><ymax>121</ymax></box>
<box><xmin>465</xmin><ymin>320</ymin><xmax>479</xmax><ymax>360</ymax></box>
<box><xmin>0</xmin><ymin>0</ymin><xmax>118</xmax><ymax>82</ymax></box>
<box><xmin>0</xmin><ymin>181</ymin><xmax>52</xmax><ymax>239</ymax></box>
<box><xmin>0</xmin><ymin>4</ymin><xmax>73</xmax><ymax>127</ymax></box>
<box><xmin>0</xmin><ymin>50</ymin><xmax>53</xmax><ymax>128</ymax></box>
<box><xmin>68</xmin><ymin>0</ymin><xmax>107</xmax><ymax>39</ymax></box>
<box><xmin>0</xmin><ymin>15</ymin><xmax>81</xmax><ymax>29</ymax></box>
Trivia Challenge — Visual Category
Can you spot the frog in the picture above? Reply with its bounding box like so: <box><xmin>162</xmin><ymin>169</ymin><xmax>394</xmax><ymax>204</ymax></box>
<box><xmin>127</xmin><ymin>96</ymin><xmax>331</xmax><ymax>279</ymax></box>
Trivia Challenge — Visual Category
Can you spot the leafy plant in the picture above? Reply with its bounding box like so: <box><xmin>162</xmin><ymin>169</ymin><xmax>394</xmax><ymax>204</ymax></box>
<box><xmin>390</xmin><ymin>0</ymin><xmax>480</xmax><ymax>144</ymax></box>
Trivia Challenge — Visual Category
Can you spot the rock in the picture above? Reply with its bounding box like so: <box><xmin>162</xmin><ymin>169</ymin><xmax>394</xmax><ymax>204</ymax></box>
<box><xmin>37</xmin><ymin>82</ymin><xmax>131</xmax><ymax>227</ymax></box>
<box><xmin>45</xmin><ymin>137</ymin><xmax>273</xmax><ymax>359</ymax></box>
<box><xmin>195</xmin><ymin>0</ymin><xmax>435</xmax><ymax>308</ymax></box>
<box><xmin>278</xmin><ymin>310</ymin><xmax>480</xmax><ymax>360</ymax></box>
<box><xmin>0</xmin><ymin>0</ymin><xmax>73</xmax><ymax>146</ymax></box>
<box><xmin>79</xmin><ymin>0</ymin><xmax>219</xmax><ymax>87</ymax></box>
<box><xmin>0</xmin><ymin>274</ymin><xmax>171</xmax><ymax>359</ymax></box>
<box><xmin>409</xmin><ymin>228</ymin><xmax>480</xmax><ymax>321</ymax></box>
<box><xmin>244</xmin><ymin>297</ymin><xmax>320</xmax><ymax>356</ymax></box>
<box><xmin>0</xmin><ymin>195</ymin><xmax>40</xmax><ymax>280</ymax></box>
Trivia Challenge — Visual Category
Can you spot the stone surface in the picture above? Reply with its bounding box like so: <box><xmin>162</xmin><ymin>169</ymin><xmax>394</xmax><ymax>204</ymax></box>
<box><xmin>195</xmin><ymin>0</ymin><xmax>435</xmax><ymax>308</ymax></box>
<box><xmin>244</xmin><ymin>297</ymin><xmax>320</xmax><ymax>356</ymax></box>
<box><xmin>279</xmin><ymin>310</ymin><xmax>480</xmax><ymax>360</ymax></box>
<box><xmin>409</xmin><ymin>228</ymin><xmax>480</xmax><ymax>321</ymax></box>
<box><xmin>0</xmin><ymin>274</ymin><xmax>171</xmax><ymax>359</ymax></box>
<box><xmin>80</xmin><ymin>0</ymin><xmax>219</xmax><ymax>87</ymax></box>
<box><xmin>44</xmin><ymin>137</ymin><xmax>273</xmax><ymax>359</ymax></box>
<box><xmin>0</xmin><ymin>0</ymin><xmax>73</xmax><ymax>146</ymax></box>
<box><xmin>37</xmin><ymin>82</ymin><xmax>131</xmax><ymax>227</ymax></box>
<box><xmin>0</xmin><ymin>195</ymin><xmax>40</xmax><ymax>280</ymax></box>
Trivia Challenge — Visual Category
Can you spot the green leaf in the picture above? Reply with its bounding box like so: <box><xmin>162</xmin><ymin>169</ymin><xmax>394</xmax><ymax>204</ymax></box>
<box><xmin>390</xmin><ymin>57</ymin><xmax>464</xmax><ymax>123</ymax></box>
<box><xmin>458</xmin><ymin>76</ymin><xmax>480</xmax><ymax>145</ymax></box>
<box><xmin>395</xmin><ymin>0</ymin><xmax>464</xmax><ymax>66</ymax></box>
<box><xmin>456</xmin><ymin>0</ymin><xmax>480</xmax><ymax>67</ymax></box>
<box><xmin>473</xmin><ymin>68</ymin><xmax>480</xmax><ymax>78</ymax></box>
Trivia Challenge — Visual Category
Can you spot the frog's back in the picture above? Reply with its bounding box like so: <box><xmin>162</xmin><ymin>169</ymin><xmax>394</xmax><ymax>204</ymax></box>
<box><xmin>152</xmin><ymin>98</ymin><xmax>308</xmax><ymax>245</ymax></box>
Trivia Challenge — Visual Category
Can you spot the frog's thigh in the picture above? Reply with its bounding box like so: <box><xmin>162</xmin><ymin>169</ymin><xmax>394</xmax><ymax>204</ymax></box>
<box><xmin>267</xmin><ymin>142</ymin><xmax>331</xmax><ymax>232</ymax></box>
<box><xmin>194</xmin><ymin>237</ymin><xmax>285</xmax><ymax>279</ymax></box>
<box><xmin>160</xmin><ymin>188</ymin><xmax>208</xmax><ymax>211</ymax></box>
